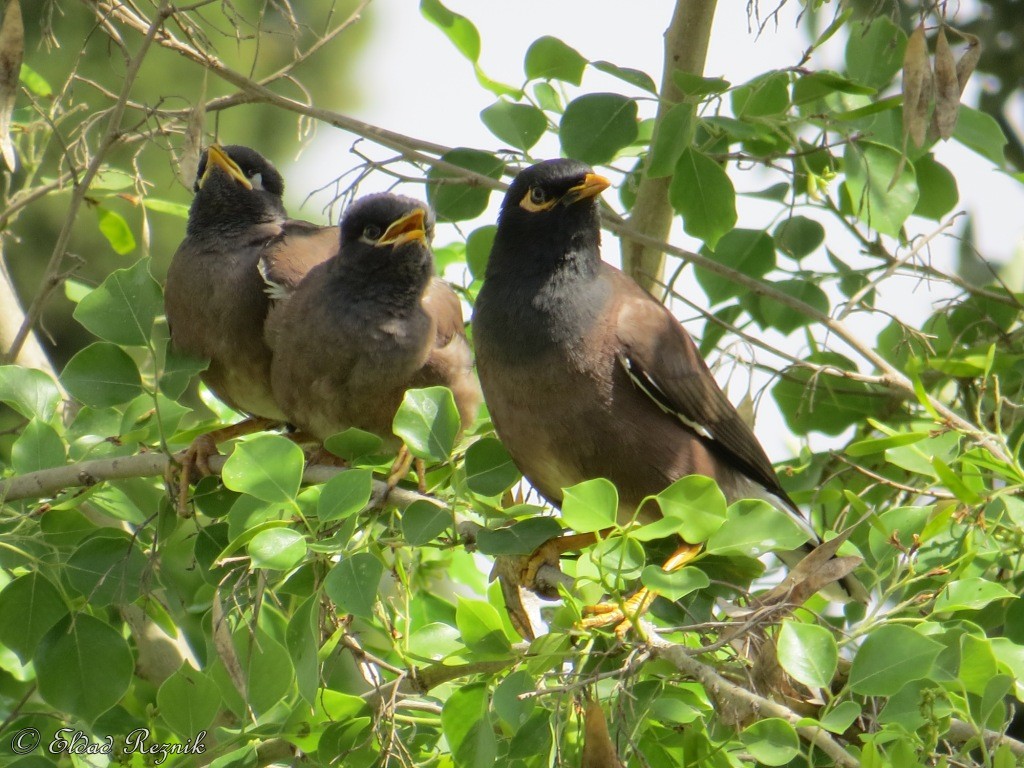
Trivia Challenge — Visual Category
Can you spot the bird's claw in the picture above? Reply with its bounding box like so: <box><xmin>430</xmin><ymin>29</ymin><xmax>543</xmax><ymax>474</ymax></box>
<box><xmin>173</xmin><ymin>433</ymin><xmax>220</xmax><ymax>516</ymax></box>
<box><xmin>578</xmin><ymin>589</ymin><xmax>656</xmax><ymax>640</ymax></box>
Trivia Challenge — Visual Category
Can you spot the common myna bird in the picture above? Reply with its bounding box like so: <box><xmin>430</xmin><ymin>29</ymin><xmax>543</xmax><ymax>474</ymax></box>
<box><xmin>268</xmin><ymin>193</ymin><xmax>481</xmax><ymax>487</ymax></box>
<box><xmin>165</xmin><ymin>144</ymin><xmax>338</xmax><ymax>505</ymax></box>
<box><xmin>472</xmin><ymin>159</ymin><xmax>865</xmax><ymax>634</ymax></box>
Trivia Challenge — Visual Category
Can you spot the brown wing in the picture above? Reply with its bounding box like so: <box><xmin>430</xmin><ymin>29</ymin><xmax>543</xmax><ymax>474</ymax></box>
<box><xmin>261</xmin><ymin>221</ymin><xmax>338</xmax><ymax>348</ymax></box>
<box><xmin>261</xmin><ymin>220</ymin><xmax>338</xmax><ymax>295</ymax></box>
<box><xmin>608</xmin><ymin>267</ymin><xmax>793</xmax><ymax>506</ymax></box>
<box><xmin>421</xmin><ymin>278</ymin><xmax>481</xmax><ymax>429</ymax></box>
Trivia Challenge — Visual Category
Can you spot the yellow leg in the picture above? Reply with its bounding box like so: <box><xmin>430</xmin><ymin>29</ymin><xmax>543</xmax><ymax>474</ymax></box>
<box><xmin>386</xmin><ymin>445</ymin><xmax>414</xmax><ymax>492</ymax></box>
<box><xmin>579</xmin><ymin>542</ymin><xmax>703</xmax><ymax>638</ymax></box>
<box><xmin>172</xmin><ymin>416</ymin><xmax>279</xmax><ymax>515</ymax></box>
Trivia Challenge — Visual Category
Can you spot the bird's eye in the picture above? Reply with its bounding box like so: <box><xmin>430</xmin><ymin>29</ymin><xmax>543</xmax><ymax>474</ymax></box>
<box><xmin>529</xmin><ymin>187</ymin><xmax>547</xmax><ymax>204</ymax></box>
<box><xmin>363</xmin><ymin>224</ymin><xmax>382</xmax><ymax>240</ymax></box>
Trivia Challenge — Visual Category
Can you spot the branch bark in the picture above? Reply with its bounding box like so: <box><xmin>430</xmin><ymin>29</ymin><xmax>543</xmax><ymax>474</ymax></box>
<box><xmin>0</xmin><ymin>450</ymin><xmax>429</xmax><ymax>508</ymax></box>
<box><xmin>0</xmin><ymin>242</ymin><xmax>60</xmax><ymax>381</ymax></box>
<box><xmin>622</xmin><ymin>0</ymin><xmax>717</xmax><ymax>295</ymax></box>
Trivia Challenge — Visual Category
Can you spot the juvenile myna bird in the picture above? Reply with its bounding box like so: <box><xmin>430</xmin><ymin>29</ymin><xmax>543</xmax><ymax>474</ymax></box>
<box><xmin>165</xmin><ymin>144</ymin><xmax>337</xmax><ymax>503</ymax></box>
<box><xmin>472</xmin><ymin>159</ymin><xmax>865</xmax><ymax>633</ymax></box>
<box><xmin>268</xmin><ymin>193</ymin><xmax>480</xmax><ymax>487</ymax></box>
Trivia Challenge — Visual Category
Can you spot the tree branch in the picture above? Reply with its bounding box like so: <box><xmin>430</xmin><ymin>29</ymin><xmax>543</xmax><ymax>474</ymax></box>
<box><xmin>0</xmin><ymin>450</ymin><xmax>429</xmax><ymax>508</ymax></box>
<box><xmin>652</xmin><ymin>641</ymin><xmax>859</xmax><ymax>768</ymax></box>
<box><xmin>621</xmin><ymin>0</ymin><xmax>717</xmax><ymax>295</ymax></box>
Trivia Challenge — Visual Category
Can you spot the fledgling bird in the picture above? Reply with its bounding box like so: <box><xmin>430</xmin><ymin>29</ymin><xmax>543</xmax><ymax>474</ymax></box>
<box><xmin>472</xmin><ymin>158</ymin><xmax>865</xmax><ymax>633</ymax></box>
<box><xmin>268</xmin><ymin>193</ymin><xmax>481</xmax><ymax>486</ymax></box>
<box><xmin>165</xmin><ymin>144</ymin><xmax>338</xmax><ymax>503</ymax></box>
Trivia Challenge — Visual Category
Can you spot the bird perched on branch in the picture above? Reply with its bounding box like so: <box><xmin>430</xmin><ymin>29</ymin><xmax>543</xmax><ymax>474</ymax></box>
<box><xmin>472</xmin><ymin>158</ymin><xmax>865</xmax><ymax>635</ymax></box>
<box><xmin>165</xmin><ymin>144</ymin><xmax>337</xmax><ymax>508</ymax></box>
<box><xmin>268</xmin><ymin>193</ymin><xmax>480</xmax><ymax>488</ymax></box>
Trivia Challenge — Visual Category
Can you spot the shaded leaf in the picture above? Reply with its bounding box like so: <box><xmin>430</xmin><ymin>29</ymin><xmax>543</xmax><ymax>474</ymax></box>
<box><xmin>73</xmin><ymin>258</ymin><xmax>162</xmax><ymax>346</ymax></box>
<box><xmin>850</xmin><ymin>624</ymin><xmax>942</xmax><ymax>695</ymax></box>
<box><xmin>480</xmin><ymin>100</ymin><xmax>546</xmax><ymax>151</ymax></box>
<box><xmin>777</xmin><ymin>621</ymin><xmax>838</xmax><ymax>688</ymax></box>
<box><xmin>669</xmin><ymin>147</ymin><xmax>736</xmax><ymax>249</ymax></box>
<box><xmin>427</xmin><ymin>148</ymin><xmax>504</xmax><ymax>222</ymax></box>
<box><xmin>221</xmin><ymin>434</ymin><xmax>304</xmax><ymax>504</ymax></box>
<box><xmin>62</xmin><ymin>342</ymin><xmax>144</xmax><ymax>408</ymax></box>
<box><xmin>560</xmin><ymin>93</ymin><xmax>638</xmax><ymax>165</ymax></box>
<box><xmin>843</xmin><ymin>141</ymin><xmax>919</xmax><ymax>236</ymax></box>
<box><xmin>525</xmin><ymin>36</ymin><xmax>586</xmax><ymax>84</ymax></box>
<box><xmin>393</xmin><ymin>385</ymin><xmax>461</xmax><ymax>462</ymax></box>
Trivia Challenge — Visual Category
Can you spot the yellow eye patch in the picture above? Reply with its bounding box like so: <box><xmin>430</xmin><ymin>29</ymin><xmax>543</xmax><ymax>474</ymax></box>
<box><xmin>519</xmin><ymin>187</ymin><xmax>557</xmax><ymax>213</ymax></box>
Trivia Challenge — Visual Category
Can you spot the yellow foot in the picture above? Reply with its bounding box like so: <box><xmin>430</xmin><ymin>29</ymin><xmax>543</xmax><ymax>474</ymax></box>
<box><xmin>173</xmin><ymin>433</ymin><xmax>219</xmax><ymax>516</ymax></box>
<box><xmin>579</xmin><ymin>589</ymin><xmax>657</xmax><ymax>639</ymax></box>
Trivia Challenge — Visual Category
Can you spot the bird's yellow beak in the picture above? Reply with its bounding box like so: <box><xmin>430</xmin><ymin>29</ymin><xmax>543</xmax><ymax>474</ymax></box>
<box><xmin>201</xmin><ymin>144</ymin><xmax>252</xmax><ymax>190</ymax></box>
<box><xmin>563</xmin><ymin>173</ymin><xmax>611</xmax><ymax>205</ymax></box>
<box><xmin>378</xmin><ymin>208</ymin><xmax>427</xmax><ymax>247</ymax></box>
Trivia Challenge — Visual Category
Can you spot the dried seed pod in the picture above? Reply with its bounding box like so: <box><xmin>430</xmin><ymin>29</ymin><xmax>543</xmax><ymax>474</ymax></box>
<box><xmin>0</xmin><ymin>0</ymin><xmax>24</xmax><ymax>172</ymax></box>
<box><xmin>581</xmin><ymin>700</ymin><xmax>624</xmax><ymax>768</ymax></box>
<box><xmin>902</xmin><ymin>23</ymin><xmax>931</xmax><ymax>148</ymax></box>
<box><xmin>955</xmin><ymin>30</ymin><xmax>981</xmax><ymax>95</ymax></box>
<box><xmin>932</xmin><ymin>25</ymin><xmax>961</xmax><ymax>140</ymax></box>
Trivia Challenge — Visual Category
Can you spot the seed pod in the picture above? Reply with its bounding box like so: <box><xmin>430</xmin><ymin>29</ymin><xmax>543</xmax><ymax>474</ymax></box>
<box><xmin>932</xmin><ymin>25</ymin><xmax>961</xmax><ymax>140</ymax></box>
<box><xmin>955</xmin><ymin>30</ymin><xmax>981</xmax><ymax>95</ymax></box>
<box><xmin>0</xmin><ymin>0</ymin><xmax>23</xmax><ymax>172</ymax></box>
<box><xmin>902</xmin><ymin>23</ymin><xmax>930</xmax><ymax>148</ymax></box>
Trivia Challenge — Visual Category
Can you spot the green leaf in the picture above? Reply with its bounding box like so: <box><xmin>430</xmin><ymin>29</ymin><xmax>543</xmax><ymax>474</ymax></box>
<box><xmin>705</xmin><ymin>499</ymin><xmax>810</xmax><ymax>556</ymax></box>
<box><xmin>843</xmin><ymin>140</ymin><xmax>919</xmax><ymax>236</ymax></box>
<box><xmin>777</xmin><ymin>621</ymin><xmax>838</xmax><ymax>688</ymax></box>
<box><xmin>11</xmin><ymin>418</ymin><xmax>66</xmax><ymax>474</ymax></box>
<box><xmin>654</xmin><ymin>475</ymin><xmax>727</xmax><ymax>543</ymax></box>
<box><xmin>844</xmin><ymin>17</ymin><xmax>907</xmax><ymax>89</ymax></box>
<box><xmin>647</xmin><ymin>103</ymin><xmax>692</xmax><ymax>179</ymax></box>
<box><xmin>317</xmin><ymin>469</ymin><xmax>372</xmax><ymax>522</ymax></box>
<box><xmin>935</xmin><ymin>578</ymin><xmax>1016</xmax><ymax>613</ymax></box>
<box><xmin>672</xmin><ymin>71</ymin><xmax>730</xmax><ymax>97</ymax></box>
<box><xmin>696</xmin><ymin>228</ymin><xmax>775</xmax><ymax>304</ymax></box>
<box><xmin>731</xmin><ymin>72</ymin><xmax>790</xmax><ymax>118</ymax></box>
<box><xmin>228</xmin><ymin>626</ymin><xmax>294</xmax><ymax>716</ymax></box>
<box><xmin>221</xmin><ymin>434</ymin><xmax>304</xmax><ymax>504</ymax></box>
<box><xmin>393</xmin><ymin>386</ymin><xmax>461</xmax><ymax>462</ymax></box>
<box><xmin>419</xmin><ymin>0</ymin><xmax>480</xmax><ymax>61</ymax></box>
<box><xmin>493</xmin><ymin>670</ymin><xmax>537</xmax><ymax>729</ymax></box>
<box><xmin>94</xmin><ymin>206</ymin><xmax>136</xmax><ymax>255</ymax></box>
<box><xmin>323</xmin><ymin>427</ymin><xmax>384</xmax><ymax>462</ymax></box>
<box><xmin>480</xmin><ymin>100</ymin><xmax>547</xmax><ymax>151</ymax></box>
<box><xmin>475</xmin><ymin>517</ymin><xmax>562</xmax><ymax>555</ymax></box>
<box><xmin>142</xmin><ymin>197</ymin><xmax>190</xmax><ymax>218</ymax></box>
<box><xmin>773</xmin><ymin>352</ymin><xmax>892</xmax><ymax>436</ymax></box>
<box><xmin>847</xmin><ymin>431</ymin><xmax>927</xmax><ymax>456</ymax></box>
<box><xmin>61</xmin><ymin>342</ymin><xmax>143</xmax><ymax>408</ymax></box>
<box><xmin>465</xmin><ymin>437</ymin><xmax>520</xmax><ymax>496</ymax></box>
<box><xmin>0</xmin><ymin>365</ymin><xmax>61</xmax><ymax>423</ymax></box>
<box><xmin>248</xmin><ymin>527</ymin><xmax>306</xmax><ymax>570</ymax></box>
<box><xmin>560</xmin><ymin>93</ymin><xmax>638</xmax><ymax>165</ymax></box>
<box><xmin>465</xmin><ymin>225</ymin><xmax>496</xmax><ymax>280</ymax></box>
<box><xmin>669</xmin><ymin>147</ymin><xmax>737</xmax><ymax>249</ymax></box>
<box><xmin>849</xmin><ymin>625</ymin><xmax>943</xmax><ymax>695</ymax></box>
<box><xmin>442</xmin><ymin>683</ymin><xmax>496</xmax><ymax>768</ymax></box>
<box><xmin>159</xmin><ymin>341</ymin><xmax>208</xmax><ymax>401</ymax></box>
<box><xmin>561</xmin><ymin>478</ymin><xmax>618</xmax><ymax>533</ymax></box>
<box><xmin>36</xmin><ymin>613</ymin><xmax>133</xmax><ymax>724</ymax></box>
<box><xmin>0</xmin><ymin>573</ymin><xmax>68</xmax><ymax>664</ymax></box>
<box><xmin>912</xmin><ymin>155</ymin><xmax>959</xmax><ymax>221</ymax></box>
<box><xmin>73</xmin><ymin>258</ymin><xmax>162</xmax><ymax>346</ymax></box>
<box><xmin>740</xmin><ymin>718</ymin><xmax>800</xmax><ymax>766</ymax></box>
<box><xmin>456</xmin><ymin>597</ymin><xmax>511</xmax><ymax>658</ymax></box>
<box><xmin>20</xmin><ymin>63</ymin><xmax>52</xmax><ymax>96</ymax></box>
<box><xmin>533</xmin><ymin>82</ymin><xmax>563</xmax><ymax>113</ymax></box>
<box><xmin>591</xmin><ymin>60</ymin><xmax>657</xmax><ymax>93</ymax></box>
<box><xmin>819</xmin><ymin>700</ymin><xmax>862</xmax><ymax>734</ymax></box>
<box><xmin>640</xmin><ymin>565</ymin><xmax>709</xmax><ymax>601</ymax></box>
<box><xmin>324</xmin><ymin>553</ymin><xmax>383</xmax><ymax>619</ymax></box>
<box><xmin>773</xmin><ymin>216</ymin><xmax>825</xmax><ymax>259</ymax></box>
<box><xmin>157</xmin><ymin>664</ymin><xmax>222</xmax><ymax>734</ymax></box>
<box><xmin>524</xmin><ymin>36</ymin><xmax>586</xmax><ymax>84</ymax></box>
<box><xmin>427</xmin><ymin>148</ymin><xmax>504</xmax><ymax>222</ymax></box>
<box><xmin>402</xmin><ymin>499</ymin><xmax>451</xmax><ymax>545</ymax></box>
<box><xmin>65</xmin><ymin>532</ymin><xmax>148</xmax><ymax>607</ymax></box>
<box><xmin>744</xmin><ymin>279</ymin><xmax>830</xmax><ymax>335</ymax></box>
<box><xmin>953</xmin><ymin>106</ymin><xmax>1008</xmax><ymax>167</ymax></box>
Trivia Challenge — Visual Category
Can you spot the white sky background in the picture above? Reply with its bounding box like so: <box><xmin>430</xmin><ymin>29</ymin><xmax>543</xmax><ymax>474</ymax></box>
<box><xmin>290</xmin><ymin>0</ymin><xmax>1024</xmax><ymax>458</ymax></box>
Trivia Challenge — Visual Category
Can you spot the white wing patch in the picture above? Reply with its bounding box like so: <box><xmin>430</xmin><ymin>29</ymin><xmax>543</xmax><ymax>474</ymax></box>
<box><xmin>617</xmin><ymin>352</ymin><xmax>713</xmax><ymax>440</ymax></box>
<box><xmin>257</xmin><ymin>255</ymin><xmax>291</xmax><ymax>301</ymax></box>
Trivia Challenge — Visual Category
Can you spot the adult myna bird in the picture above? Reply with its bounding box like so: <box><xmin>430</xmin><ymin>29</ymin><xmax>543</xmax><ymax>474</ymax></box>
<box><xmin>165</xmin><ymin>144</ymin><xmax>337</xmax><ymax>506</ymax></box>
<box><xmin>472</xmin><ymin>158</ymin><xmax>865</xmax><ymax>634</ymax></box>
<box><xmin>268</xmin><ymin>193</ymin><xmax>481</xmax><ymax>488</ymax></box>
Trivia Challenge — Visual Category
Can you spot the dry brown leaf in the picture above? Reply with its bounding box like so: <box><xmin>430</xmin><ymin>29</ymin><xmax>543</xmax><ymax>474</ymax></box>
<box><xmin>932</xmin><ymin>26</ymin><xmax>961</xmax><ymax>140</ymax></box>
<box><xmin>582</xmin><ymin>701</ymin><xmax>624</xmax><ymax>768</ymax></box>
<box><xmin>954</xmin><ymin>29</ymin><xmax>981</xmax><ymax>95</ymax></box>
<box><xmin>0</xmin><ymin>0</ymin><xmax>24</xmax><ymax>171</ymax></box>
<box><xmin>178</xmin><ymin>70</ymin><xmax>207</xmax><ymax>189</ymax></box>
<box><xmin>902</xmin><ymin>23</ymin><xmax>930</xmax><ymax>148</ymax></box>
<box><xmin>491</xmin><ymin>555</ymin><xmax>537</xmax><ymax>640</ymax></box>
